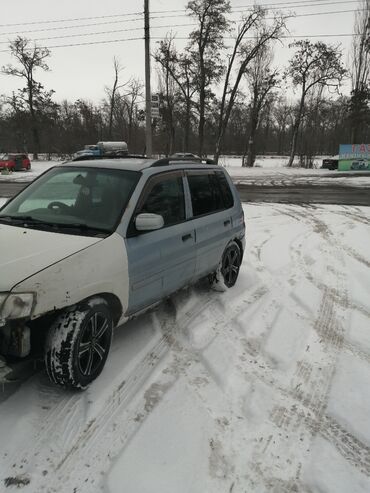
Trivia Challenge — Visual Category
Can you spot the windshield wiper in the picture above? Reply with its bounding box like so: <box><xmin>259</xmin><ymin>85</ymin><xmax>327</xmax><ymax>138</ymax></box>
<box><xmin>53</xmin><ymin>222</ymin><xmax>110</xmax><ymax>234</ymax></box>
<box><xmin>0</xmin><ymin>216</ymin><xmax>109</xmax><ymax>235</ymax></box>
<box><xmin>0</xmin><ymin>215</ymin><xmax>50</xmax><ymax>224</ymax></box>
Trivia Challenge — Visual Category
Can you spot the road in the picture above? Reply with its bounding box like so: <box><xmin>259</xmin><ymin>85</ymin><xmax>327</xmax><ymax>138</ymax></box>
<box><xmin>0</xmin><ymin>203</ymin><xmax>369</xmax><ymax>492</ymax></box>
<box><xmin>1</xmin><ymin>179</ymin><xmax>370</xmax><ymax>206</ymax></box>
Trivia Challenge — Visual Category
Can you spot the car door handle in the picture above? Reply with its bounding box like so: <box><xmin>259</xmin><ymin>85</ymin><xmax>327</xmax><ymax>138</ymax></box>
<box><xmin>224</xmin><ymin>220</ymin><xmax>231</xmax><ymax>227</ymax></box>
<box><xmin>182</xmin><ymin>233</ymin><xmax>193</xmax><ymax>242</ymax></box>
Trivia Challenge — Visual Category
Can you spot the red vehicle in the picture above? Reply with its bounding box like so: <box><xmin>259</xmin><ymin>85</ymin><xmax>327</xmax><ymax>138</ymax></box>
<box><xmin>0</xmin><ymin>153</ymin><xmax>31</xmax><ymax>171</ymax></box>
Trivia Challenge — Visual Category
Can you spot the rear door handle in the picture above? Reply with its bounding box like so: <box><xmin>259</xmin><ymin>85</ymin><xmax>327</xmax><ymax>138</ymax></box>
<box><xmin>182</xmin><ymin>233</ymin><xmax>192</xmax><ymax>242</ymax></box>
<box><xmin>224</xmin><ymin>220</ymin><xmax>231</xmax><ymax>227</ymax></box>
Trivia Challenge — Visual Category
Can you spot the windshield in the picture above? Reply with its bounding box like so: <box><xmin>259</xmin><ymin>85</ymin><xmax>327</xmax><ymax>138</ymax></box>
<box><xmin>0</xmin><ymin>166</ymin><xmax>140</xmax><ymax>235</ymax></box>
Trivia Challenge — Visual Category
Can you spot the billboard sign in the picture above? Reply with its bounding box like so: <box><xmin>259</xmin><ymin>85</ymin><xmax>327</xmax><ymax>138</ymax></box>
<box><xmin>339</xmin><ymin>144</ymin><xmax>370</xmax><ymax>171</ymax></box>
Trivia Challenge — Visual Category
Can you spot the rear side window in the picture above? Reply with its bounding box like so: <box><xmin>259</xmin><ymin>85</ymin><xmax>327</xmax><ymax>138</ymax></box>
<box><xmin>216</xmin><ymin>171</ymin><xmax>234</xmax><ymax>209</ymax></box>
<box><xmin>138</xmin><ymin>175</ymin><xmax>185</xmax><ymax>227</ymax></box>
<box><xmin>187</xmin><ymin>172</ymin><xmax>233</xmax><ymax>217</ymax></box>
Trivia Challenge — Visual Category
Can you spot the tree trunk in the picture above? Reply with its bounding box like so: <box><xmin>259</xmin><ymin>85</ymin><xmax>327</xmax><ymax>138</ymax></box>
<box><xmin>184</xmin><ymin>100</ymin><xmax>191</xmax><ymax>151</ymax></box>
<box><xmin>287</xmin><ymin>92</ymin><xmax>305</xmax><ymax>167</ymax></box>
<box><xmin>31</xmin><ymin>124</ymin><xmax>40</xmax><ymax>160</ymax></box>
<box><xmin>198</xmin><ymin>89</ymin><xmax>205</xmax><ymax>158</ymax></box>
<box><xmin>246</xmin><ymin>104</ymin><xmax>259</xmax><ymax>167</ymax></box>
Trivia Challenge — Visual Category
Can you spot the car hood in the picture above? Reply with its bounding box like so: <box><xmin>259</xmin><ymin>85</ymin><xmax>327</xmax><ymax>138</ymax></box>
<box><xmin>0</xmin><ymin>224</ymin><xmax>103</xmax><ymax>291</ymax></box>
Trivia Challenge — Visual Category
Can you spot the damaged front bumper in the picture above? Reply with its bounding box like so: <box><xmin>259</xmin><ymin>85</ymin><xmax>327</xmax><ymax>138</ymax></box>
<box><xmin>0</xmin><ymin>321</ymin><xmax>31</xmax><ymax>358</ymax></box>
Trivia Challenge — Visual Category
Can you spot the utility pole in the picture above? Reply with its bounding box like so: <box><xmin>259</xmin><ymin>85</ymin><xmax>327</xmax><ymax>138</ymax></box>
<box><xmin>144</xmin><ymin>0</ymin><xmax>152</xmax><ymax>157</ymax></box>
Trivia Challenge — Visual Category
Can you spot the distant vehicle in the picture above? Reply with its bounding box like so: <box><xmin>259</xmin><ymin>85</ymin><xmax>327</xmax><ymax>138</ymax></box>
<box><xmin>321</xmin><ymin>155</ymin><xmax>339</xmax><ymax>170</ymax></box>
<box><xmin>0</xmin><ymin>153</ymin><xmax>31</xmax><ymax>171</ymax></box>
<box><xmin>170</xmin><ymin>152</ymin><xmax>200</xmax><ymax>159</ymax></box>
<box><xmin>74</xmin><ymin>141</ymin><xmax>128</xmax><ymax>159</ymax></box>
<box><xmin>351</xmin><ymin>159</ymin><xmax>368</xmax><ymax>170</ymax></box>
<box><xmin>0</xmin><ymin>156</ymin><xmax>245</xmax><ymax>389</ymax></box>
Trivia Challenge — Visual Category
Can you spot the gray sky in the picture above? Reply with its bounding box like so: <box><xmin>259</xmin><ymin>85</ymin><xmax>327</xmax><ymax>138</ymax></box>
<box><xmin>0</xmin><ymin>0</ymin><xmax>357</xmax><ymax>103</ymax></box>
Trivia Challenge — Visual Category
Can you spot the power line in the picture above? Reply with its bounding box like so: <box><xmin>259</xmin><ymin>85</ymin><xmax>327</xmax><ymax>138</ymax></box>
<box><xmin>0</xmin><ymin>24</ymin><xmax>194</xmax><ymax>45</ymax></box>
<box><xmin>0</xmin><ymin>17</ymin><xmax>143</xmax><ymax>37</ymax></box>
<box><xmin>0</xmin><ymin>0</ymin><xmax>361</xmax><ymax>31</ymax></box>
<box><xmin>150</xmin><ymin>0</ymin><xmax>360</xmax><ymax>14</ymax></box>
<box><xmin>0</xmin><ymin>12</ymin><xmax>143</xmax><ymax>28</ymax></box>
<box><xmin>0</xmin><ymin>31</ymin><xmax>359</xmax><ymax>54</ymax></box>
<box><xmin>153</xmin><ymin>33</ymin><xmax>359</xmax><ymax>40</ymax></box>
<box><xmin>0</xmin><ymin>12</ymin><xmax>361</xmax><ymax>46</ymax></box>
<box><xmin>0</xmin><ymin>7</ymin><xmax>363</xmax><ymax>41</ymax></box>
<box><xmin>0</xmin><ymin>37</ymin><xmax>143</xmax><ymax>54</ymax></box>
<box><xmin>0</xmin><ymin>6</ymin><xmax>363</xmax><ymax>50</ymax></box>
<box><xmin>150</xmin><ymin>7</ymin><xmax>365</xmax><ymax>21</ymax></box>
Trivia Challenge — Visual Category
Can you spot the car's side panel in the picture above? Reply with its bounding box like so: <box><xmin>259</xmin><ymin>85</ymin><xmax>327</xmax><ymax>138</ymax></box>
<box><xmin>192</xmin><ymin>210</ymin><xmax>233</xmax><ymax>278</ymax></box>
<box><xmin>12</xmin><ymin>233</ymin><xmax>129</xmax><ymax>325</ymax></box>
<box><xmin>125</xmin><ymin>220</ymin><xmax>196</xmax><ymax>316</ymax></box>
<box><xmin>186</xmin><ymin>169</ymin><xmax>244</xmax><ymax>279</ymax></box>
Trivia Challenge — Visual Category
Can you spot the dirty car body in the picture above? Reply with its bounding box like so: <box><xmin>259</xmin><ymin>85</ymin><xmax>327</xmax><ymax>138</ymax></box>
<box><xmin>0</xmin><ymin>157</ymin><xmax>245</xmax><ymax>388</ymax></box>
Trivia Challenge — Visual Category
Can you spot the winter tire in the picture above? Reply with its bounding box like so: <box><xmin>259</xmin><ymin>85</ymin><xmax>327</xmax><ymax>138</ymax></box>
<box><xmin>45</xmin><ymin>298</ymin><xmax>113</xmax><ymax>389</ymax></box>
<box><xmin>219</xmin><ymin>241</ymin><xmax>242</xmax><ymax>288</ymax></box>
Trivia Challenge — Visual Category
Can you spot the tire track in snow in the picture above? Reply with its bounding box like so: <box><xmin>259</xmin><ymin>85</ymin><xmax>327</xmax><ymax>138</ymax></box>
<box><xmin>1</xmin><ymin>333</ymin><xmax>169</xmax><ymax>491</ymax></box>
<box><xmin>236</xmin><ymin>205</ymin><xmax>355</xmax><ymax>490</ymax></box>
<box><xmin>269</xmin><ymin>208</ymin><xmax>370</xmax><ymax>479</ymax></box>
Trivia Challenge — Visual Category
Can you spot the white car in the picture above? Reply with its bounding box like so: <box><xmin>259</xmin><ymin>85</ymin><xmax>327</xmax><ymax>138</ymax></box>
<box><xmin>0</xmin><ymin>157</ymin><xmax>245</xmax><ymax>389</ymax></box>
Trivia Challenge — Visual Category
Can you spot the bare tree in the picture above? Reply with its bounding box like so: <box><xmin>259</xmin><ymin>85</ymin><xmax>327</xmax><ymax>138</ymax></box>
<box><xmin>273</xmin><ymin>97</ymin><xmax>293</xmax><ymax>155</ymax></box>
<box><xmin>349</xmin><ymin>0</ymin><xmax>370</xmax><ymax>142</ymax></box>
<box><xmin>122</xmin><ymin>78</ymin><xmax>143</xmax><ymax>148</ymax></box>
<box><xmin>155</xmin><ymin>36</ymin><xmax>197</xmax><ymax>151</ymax></box>
<box><xmin>213</xmin><ymin>8</ymin><xmax>285</xmax><ymax>163</ymax></box>
<box><xmin>2</xmin><ymin>37</ymin><xmax>52</xmax><ymax>159</ymax></box>
<box><xmin>243</xmin><ymin>44</ymin><xmax>279</xmax><ymax>166</ymax></box>
<box><xmin>187</xmin><ymin>0</ymin><xmax>231</xmax><ymax>157</ymax></box>
<box><xmin>286</xmin><ymin>40</ymin><xmax>346</xmax><ymax>167</ymax></box>
<box><xmin>105</xmin><ymin>57</ymin><xmax>127</xmax><ymax>139</ymax></box>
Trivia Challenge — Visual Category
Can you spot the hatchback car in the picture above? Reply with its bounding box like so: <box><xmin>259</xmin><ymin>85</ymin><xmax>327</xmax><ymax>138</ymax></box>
<box><xmin>0</xmin><ymin>157</ymin><xmax>245</xmax><ymax>389</ymax></box>
<box><xmin>0</xmin><ymin>153</ymin><xmax>31</xmax><ymax>171</ymax></box>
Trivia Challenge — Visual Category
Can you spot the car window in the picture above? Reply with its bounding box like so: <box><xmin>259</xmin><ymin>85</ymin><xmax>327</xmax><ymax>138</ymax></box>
<box><xmin>215</xmin><ymin>171</ymin><xmax>234</xmax><ymax>209</ymax></box>
<box><xmin>0</xmin><ymin>167</ymin><xmax>140</xmax><ymax>234</ymax></box>
<box><xmin>137</xmin><ymin>174</ymin><xmax>185</xmax><ymax>227</ymax></box>
<box><xmin>187</xmin><ymin>172</ymin><xmax>224</xmax><ymax>217</ymax></box>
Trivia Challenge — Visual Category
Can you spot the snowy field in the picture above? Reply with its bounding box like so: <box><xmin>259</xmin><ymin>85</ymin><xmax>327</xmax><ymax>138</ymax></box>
<box><xmin>0</xmin><ymin>156</ymin><xmax>370</xmax><ymax>188</ymax></box>
<box><xmin>0</xmin><ymin>203</ymin><xmax>369</xmax><ymax>492</ymax></box>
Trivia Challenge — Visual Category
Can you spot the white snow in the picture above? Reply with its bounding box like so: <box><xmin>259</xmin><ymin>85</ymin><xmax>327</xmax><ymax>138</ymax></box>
<box><xmin>1</xmin><ymin>156</ymin><xmax>369</xmax><ymax>188</ymax></box>
<box><xmin>327</xmin><ymin>353</ymin><xmax>370</xmax><ymax>445</ymax></box>
<box><xmin>302</xmin><ymin>437</ymin><xmax>370</xmax><ymax>493</ymax></box>
<box><xmin>0</xmin><ymin>160</ymin><xmax>58</xmax><ymax>182</ymax></box>
<box><xmin>0</xmin><ymin>203</ymin><xmax>369</xmax><ymax>492</ymax></box>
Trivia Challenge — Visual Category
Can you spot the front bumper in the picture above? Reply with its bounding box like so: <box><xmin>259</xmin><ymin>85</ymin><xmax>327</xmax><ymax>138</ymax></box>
<box><xmin>0</xmin><ymin>321</ymin><xmax>31</xmax><ymax>358</ymax></box>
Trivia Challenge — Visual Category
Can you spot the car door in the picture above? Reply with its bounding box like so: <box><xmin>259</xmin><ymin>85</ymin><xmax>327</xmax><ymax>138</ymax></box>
<box><xmin>125</xmin><ymin>171</ymin><xmax>196</xmax><ymax>315</ymax></box>
<box><xmin>186</xmin><ymin>170</ymin><xmax>234</xmax><ymax>279</ymax></box>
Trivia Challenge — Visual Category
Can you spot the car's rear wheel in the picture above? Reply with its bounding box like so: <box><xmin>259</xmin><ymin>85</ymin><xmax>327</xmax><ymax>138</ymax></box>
<box><xmin>210</xmin><ymin>241</ymin><xmax>242</xmax><ymax>290</ymax></box>
<box><xmin>45</xmin><ymin>298</ymin><xmax>113</xmax><ymax>389</ymax></box>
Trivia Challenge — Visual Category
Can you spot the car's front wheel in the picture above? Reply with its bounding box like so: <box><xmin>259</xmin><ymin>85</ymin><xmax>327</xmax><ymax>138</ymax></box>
<box><xmin>45</xmin><ymin>298</ymin><xmax>113</xmax><ymax>389</ymax></box>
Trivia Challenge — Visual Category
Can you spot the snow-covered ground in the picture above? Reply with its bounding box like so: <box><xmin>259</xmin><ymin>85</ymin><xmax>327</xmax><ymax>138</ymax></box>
<box><xmin>0</xmin><ymin>161</ymin><xmax>58</xmax><ymax>182</ymax></box>
<box><xmin>0</xmin><ymin>203</ymin><xmax>369</xmax><ymax>492</ymax></box>
<box><xmin>1</xmin><ymin>156</ymin><xmax>370</xmax><ymax>187</ymax></box>
<box><xmin>221</xmin><ymin>156</ymin><xmax>370</xmax><ymax>187</ymax></box>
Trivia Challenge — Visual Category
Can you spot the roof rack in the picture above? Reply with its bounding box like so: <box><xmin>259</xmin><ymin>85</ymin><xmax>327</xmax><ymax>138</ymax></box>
<box><xmin>150</xmin><ymin>157</ymin><xmax>216</xmax><ymax>167</ymax></box>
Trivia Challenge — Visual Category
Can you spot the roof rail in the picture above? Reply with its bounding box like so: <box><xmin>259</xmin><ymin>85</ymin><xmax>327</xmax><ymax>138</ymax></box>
<box><xmin>150</xmin><ymin>157</ymin><xmax>216</xmax><ymax>167</ymax></box>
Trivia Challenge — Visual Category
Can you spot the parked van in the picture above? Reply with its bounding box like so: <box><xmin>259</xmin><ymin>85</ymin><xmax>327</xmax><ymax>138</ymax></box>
<box><xmin>0</xmin><ymin>157</ymin><xmax>245</xmax><ymax>389</ymax></box>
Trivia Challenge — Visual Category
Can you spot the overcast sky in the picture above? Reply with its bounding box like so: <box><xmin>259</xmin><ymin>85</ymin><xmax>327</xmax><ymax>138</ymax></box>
<box><xmin>0</xmin><ymin>0</ymin><xmax>357</xmax><ymax>104</ymax></box>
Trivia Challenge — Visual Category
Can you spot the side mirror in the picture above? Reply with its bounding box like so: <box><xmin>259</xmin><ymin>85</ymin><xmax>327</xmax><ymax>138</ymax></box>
<box><xmin>135</xmin><ymin>213</ymin><xmax>164</xmax><ymax>231</ymax></box>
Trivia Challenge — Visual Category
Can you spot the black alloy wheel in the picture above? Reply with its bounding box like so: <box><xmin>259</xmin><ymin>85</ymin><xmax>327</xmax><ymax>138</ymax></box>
<box><xmin>221</xmin><ymin>242</ymin><xmax>241</xmax><ymax>288</ymax></box>
<box><xmin>77</xmin><ymin>312</ymin><xmax>111</xmax><ymax>378</ymax></box>
<box><xmin>45</xmin><ymin>299</ymin><xmax>113</xmax><ymax>389</ymax></box>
